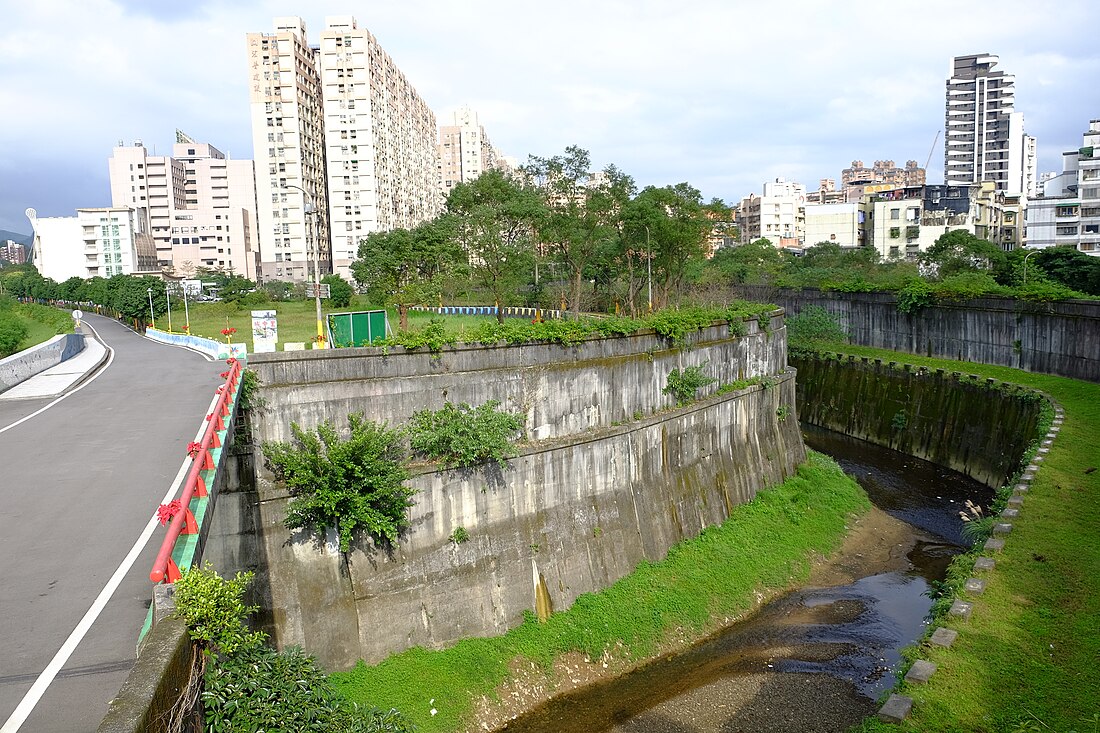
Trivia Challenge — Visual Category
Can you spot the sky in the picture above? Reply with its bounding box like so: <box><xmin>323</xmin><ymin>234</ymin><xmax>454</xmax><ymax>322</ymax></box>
<box><xmin>1</xmin><ymin>0</ymin><xmax>1098</xmax><ymax>235</ymax></box>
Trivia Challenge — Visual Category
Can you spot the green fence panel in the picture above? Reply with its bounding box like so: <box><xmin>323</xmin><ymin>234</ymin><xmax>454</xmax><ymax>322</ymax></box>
<box><xmin>328</xmin><ymin>310</ymin><xmax>388</xmax><ymax>347</ymax></box>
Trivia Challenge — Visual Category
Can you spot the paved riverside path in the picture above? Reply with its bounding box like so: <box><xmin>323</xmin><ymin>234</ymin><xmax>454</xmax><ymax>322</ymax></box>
<box><xmin>0</xmin><ymin>313</ymin><xmax>224</xmax><ymax>732</ymax></box>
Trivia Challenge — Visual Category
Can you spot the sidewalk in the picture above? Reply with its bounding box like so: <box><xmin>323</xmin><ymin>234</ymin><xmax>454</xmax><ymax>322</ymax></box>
<box><xmin>0</xmin><ymin>332</ymin><xmax>108</xmax><ymax>400</ymax></box>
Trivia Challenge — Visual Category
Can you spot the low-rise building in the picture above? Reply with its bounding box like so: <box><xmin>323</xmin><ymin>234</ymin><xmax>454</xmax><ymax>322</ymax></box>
<box><xmin>804</xmin><ymin>202</ymin><xmax>864</xmax><ymax>248</ymax></box>
<box><xmin>27</xmin><ymin>207</ymin><xmax>158</xmax><ymax>282</ymax></box>
<box><xmin>737</xmin><ymin>178</ymin><xmax>806</xmax><ymax>248</ymax></box>
<box><xmin>1026</xmin><ymin>119</ymin><xmax>1100</xmax><ymax>256</ymax></box>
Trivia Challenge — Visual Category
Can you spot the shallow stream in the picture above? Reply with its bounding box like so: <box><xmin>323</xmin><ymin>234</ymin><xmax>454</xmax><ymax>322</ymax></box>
<box><xmin>494</xmin><ymin>427</ymin><xmax>993</xmax><ymax>733</ymax></box>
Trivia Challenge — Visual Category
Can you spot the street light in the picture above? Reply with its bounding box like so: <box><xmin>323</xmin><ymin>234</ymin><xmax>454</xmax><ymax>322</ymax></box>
<box><xmin>283</xmin><ymin>183</ymin><xmax>326</xmax><ymax>348</ymax></box>
<box><xmin>146</xmin><ymin>287</ymin><xmax>155</xmax><ymax>329</ymax></box>
<box><xmin>643</xmin><ymin>225</ymin><xmax>653</xmax><ymax>314</ymax></box>
<box><xmin>165</xmin><ymin>285</ymin><xmax>172</xmax><ymax>333</ymax></box>
<box><xmin>1022</xmin><ymin>249</ymin><xmax>1038</xmax><ymax>284</ymax></box>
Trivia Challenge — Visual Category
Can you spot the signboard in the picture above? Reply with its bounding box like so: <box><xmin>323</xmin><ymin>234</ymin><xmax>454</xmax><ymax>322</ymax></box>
<box><xmin>308</xmin><ymin>283</ymin><xmax>331</xmax><ymax>299</ymax></box>
<box><xmin>327</xmin><ymin>310</ymin><xmax>388</xmax><ymax>348</ymax></box>
<box><xmin>251</xmin><ymin>310</ymin><xmax>278</xmax><ymax>353</ymax></box>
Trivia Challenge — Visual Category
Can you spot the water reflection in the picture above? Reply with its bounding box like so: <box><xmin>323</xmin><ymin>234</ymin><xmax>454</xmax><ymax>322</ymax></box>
<box><xmin>495</xmin><ymin>430</ymin><xmax>993</xmax><ymax>733</ymax></box>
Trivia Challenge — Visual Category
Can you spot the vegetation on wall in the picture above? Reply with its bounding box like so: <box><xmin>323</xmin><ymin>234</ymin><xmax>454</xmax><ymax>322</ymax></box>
<box><xmin>262</xmin><ymin>414</ymin><xmax>413</xmax><ymax>553</ymax></box>
<box><xmin>407</xmin><ymin>400</ymin><xmax>525</xmax><ymax>468</ymax></box>
<box><xmin>663</xmin><ymin>363</ymin><xmax>715</xmax><ymax>406</ymax></box>
<box><xmin>173</xmin><ymin>564</ymin><xmax>413</xmax><ymax>733</ymax></box>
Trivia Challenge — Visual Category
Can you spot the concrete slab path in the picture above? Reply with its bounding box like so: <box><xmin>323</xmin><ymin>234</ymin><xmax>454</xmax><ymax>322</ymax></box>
<box><xmin>0</xmin><ymin>313</ymin><xmax>224</xmax><ymax>733</ymax></box>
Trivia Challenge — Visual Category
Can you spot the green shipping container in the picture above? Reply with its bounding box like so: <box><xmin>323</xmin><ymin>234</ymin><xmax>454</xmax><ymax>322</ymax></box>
<box><xmin>327</xmin><ymin>310</ymin><xmax>389</xmax><ymax>347</ymax></box>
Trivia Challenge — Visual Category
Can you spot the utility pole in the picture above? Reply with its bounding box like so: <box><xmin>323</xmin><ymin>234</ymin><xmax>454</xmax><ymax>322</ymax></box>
<box><xmin>284</xmin><ymin>183</ymin><xmax>326</xmax><ymax>348</ymax></box>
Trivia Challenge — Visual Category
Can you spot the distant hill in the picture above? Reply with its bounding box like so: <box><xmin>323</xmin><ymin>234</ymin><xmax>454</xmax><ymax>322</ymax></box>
<box><xmin>0</xmin><ymin>229</ymin><xmax>32</xmax><ymax>246</ymax></box>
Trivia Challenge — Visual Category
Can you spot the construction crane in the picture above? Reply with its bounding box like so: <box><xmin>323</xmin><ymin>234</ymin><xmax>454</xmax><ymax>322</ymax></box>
<box><xmin>924</xmin><ymin>131</ymin><xmax>941</xmax><ymax>171</ymax></box>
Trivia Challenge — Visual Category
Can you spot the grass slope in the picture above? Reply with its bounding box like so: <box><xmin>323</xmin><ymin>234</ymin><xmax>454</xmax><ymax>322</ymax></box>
<box><xmin>331</xmin><ymin>452</ymin><xmax>870</xmax><ymax>732</ymax></box>
<box><xmin>821</xmin><ymin>344</ymin><xmax>1100</xmax><ymax>733</ymax></box>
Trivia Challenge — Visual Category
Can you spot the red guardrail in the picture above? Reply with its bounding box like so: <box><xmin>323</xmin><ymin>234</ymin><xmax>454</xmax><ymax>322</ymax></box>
<box><xmin>149</xmin><ymin>358</ymin><xmax>243</xmax><ymax>583</ymax></box>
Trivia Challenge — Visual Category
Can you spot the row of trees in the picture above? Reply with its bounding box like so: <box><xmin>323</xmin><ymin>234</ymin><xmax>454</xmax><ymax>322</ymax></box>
<box><xmin>352</xmin><ymin>146</ymin><xmax>732</xmax><ymax>326</ymax></box>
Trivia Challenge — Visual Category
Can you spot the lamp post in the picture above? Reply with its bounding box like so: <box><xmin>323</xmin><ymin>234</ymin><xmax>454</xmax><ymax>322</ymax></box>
<box><xmin>644</xmin><ymin>225</ymin><xmax>653</xmax><ymax>314</ymax></box>
<box><xmin>182</xmin><ymin>282</ymin><xmax>190</xmax><ymax>333</ymax></box>
<box><xmin>146</xmin><ymin>287</ymin><xmax>155</xmax><ymax>329</ymax></box>
<box><xmin>283</xmin><ymin>183</ymin><xmax>326</xmax><ymax>348</ymax></box>
<box><xmin>1022</xmin><ymin>249</ymin><xmax>1038</xmax><ymax>284</ymax></box>
<box><xmin>165</xmin><ymin>285</ymin><xmax>172</xmax><ymax>333</ymax></box>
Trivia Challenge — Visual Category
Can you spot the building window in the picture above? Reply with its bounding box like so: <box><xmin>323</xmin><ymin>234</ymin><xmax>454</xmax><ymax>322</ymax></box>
<box><xmin>890</xmin><ymin>208</ymin><xmax>901</xmax><ymax>220</ymax></box>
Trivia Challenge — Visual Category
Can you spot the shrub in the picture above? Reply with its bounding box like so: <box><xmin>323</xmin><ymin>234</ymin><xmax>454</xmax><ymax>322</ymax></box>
<box><xmin>175</xmin><ymin>565</ymin><xmax>413</xmax><ymax>732</ymax></box>
<box><xmin>0</xmin><ymin>311</ymin><xmax>28</xmax><ymax>357</ymax></box>
<box><xmin>663</xmin><ymin>363</ymin><xmax>715</xmax><ymax>406</ymax></box>
<box><xmin>785</xmin><ymin>305</ymin><xmax>847</xmax><ymax>354</ymax></box>
<box><xmin>407</xmin><ymin>400</ymin><xmax>525</xmax><ymax>468</ymax></box>
<box><xmin>173</xmin><ymin>564</ymin><xmax>264</xmax><ymax>656</ymax></box>
<box><xmin>263</xmin><ymin>414</ymin><xmax>413</xmax><ymax>552</ymax></box>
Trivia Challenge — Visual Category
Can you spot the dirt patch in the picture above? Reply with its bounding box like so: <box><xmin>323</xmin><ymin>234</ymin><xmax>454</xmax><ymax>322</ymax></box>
<box><xmin>465</xmin><ymin>507</ymin><xmax>921</xmax><ymax>732</ymax></box>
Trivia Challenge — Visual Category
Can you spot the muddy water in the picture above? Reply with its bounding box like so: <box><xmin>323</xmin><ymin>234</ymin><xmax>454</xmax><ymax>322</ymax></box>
<box><xmin>494</xmin><ymin>428</ymin><xmax>994</xmax><ymax>733</ymax></box>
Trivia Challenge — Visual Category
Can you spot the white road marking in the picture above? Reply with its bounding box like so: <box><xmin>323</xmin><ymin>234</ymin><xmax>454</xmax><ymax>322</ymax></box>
<box><xmin>0</xmin><ymin>321</ymin><xmax>114</xmax><ymax>436</ymax></box>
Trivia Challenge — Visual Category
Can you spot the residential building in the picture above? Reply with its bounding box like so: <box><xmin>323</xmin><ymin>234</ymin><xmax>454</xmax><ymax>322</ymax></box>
<box><xmin>805</xmin><ymin>179</ymin><xmax>847</xmax><ymax>205</ymax></box>
<box><xmin>1</xmin><ymin>240</ymin><xmax>26</xmax><ymax>265</ymax></box>
<box><xmin>944</xmin><ymin>54</ymin><xmax>1036</xmax><ymax>196</ymax></box>
<box><xmin>108</xmin><ymin>133</ymin><xmax>259</xmax><ymax>279</ymax></box>
<box><xmin>246</xmin><ymin>17</ymin><xmax>329</xmax><ymax>284</ymax></box>
<box><xmin>26</xmin><ymin>206</ymin><xmax>158</xmax><ymax>282</ymax></box>
<box><xmin>737</xmin><ymin>178</ymin><xmax>806</xmax><ymax>248</ymax></box>
<box><xmin>841</xmin><ymin>160</ymin><xmax>925</xmax><ymax>202</ymax></box>
<box><xmin>247</xmin><ymin>16</ymin><xmax>442</xmax><ymax>283</ymax></box>
<box><xmin>1026</xmin><ymin>119</ymin><xmax>1100</xmax><ymax>256</ymax></box>
<box><xmin>866</xmin><ymin>182</ymin><xmax>1020</xmax><ymax>260</ymax></box>
<box><xmin>804</xmin><ymin>202</ymin><xmax>864</xmax><ymax>248</ymax></box>
<box><xmin>439</xmin><ymin>107</ymin><xmax>502</xmax><ymax>200</ymax></box>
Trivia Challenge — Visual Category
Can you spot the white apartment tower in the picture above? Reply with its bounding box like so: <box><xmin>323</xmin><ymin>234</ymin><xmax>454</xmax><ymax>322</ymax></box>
<box><xmin>318</xmin><ymin>16</ymin><xmax>442</xmax><ymax>279</ymax></box>
<box><xmin>1026</xmin><ymin>119</ymin><xmax>1100</xmax><ymax>256</ymax></box>
<box><xmin>108</xmin><ymin>133</ymin><xmax>259</xmax><ymax>279</ymax></box>
<box><xmin>439</xmin><ymin>107</ymin><xmax>500</xmax><ymax>199</ymax></box>
<box><xmin>247</xmin><ymin>17</ymin><xmax>330</xmax><ymax>283</ymax></box>
<box><xmin>737</xmin><ymin>178</ymin><xmax>807</xmax><ymax>248</ymax></box>
<box><xmin>945</xmin><ymin>54</ymin><xmax>1036</xmax><ymax>196</ymax></box>
<box><xmin>247</xmin><ymin>16</ymin><xmax>442</xmax><ymax>282</ymax></box>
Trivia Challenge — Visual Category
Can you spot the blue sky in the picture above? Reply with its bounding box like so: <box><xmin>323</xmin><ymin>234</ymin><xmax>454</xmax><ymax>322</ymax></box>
<box><xmin>1</xmin><ymin>0</ymin><xmax>1097</xmax><ymax>234</ymax></box>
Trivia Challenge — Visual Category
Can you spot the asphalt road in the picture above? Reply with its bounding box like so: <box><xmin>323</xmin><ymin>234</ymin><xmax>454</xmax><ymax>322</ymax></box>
<box><xmin>0</xmin><ymin>314</ymin><xmax>224</xmax><ymax>732</ymax></box>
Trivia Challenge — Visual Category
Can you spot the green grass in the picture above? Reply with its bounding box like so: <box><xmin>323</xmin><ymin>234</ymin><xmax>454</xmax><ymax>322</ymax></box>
<box><xmin>813</xmin><ymin>343</ymin><xmax>1100</xmax><ymax>733</ymax></box>
<box><xmin>161</xmin><ymin>299</ymin><xmax>493</xmax><ymax>352</ymax></box>
<box><xmin>10</xmin><ymin>303</ymin><xmax>75</xmax><ymax>352</ymax></box>
<box><xmin>330</xmin><ymin>451</ymin><xmax>870</xmax><ymax>732</ymax></box>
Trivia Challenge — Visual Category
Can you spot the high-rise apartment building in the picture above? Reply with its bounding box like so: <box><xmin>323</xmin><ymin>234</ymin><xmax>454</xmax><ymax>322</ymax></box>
<box><xmin>108</xmin><ymin>132</ymin><xmax>259</xmax><ymax>279</ymax></box>
<box><xmin>247</xmin><ymin>17</ymin><xmax>330</xmax><ymax>284</ymax></box>
<box><xmin>1026</xmin><ymin>119</ymin><xmax>1100</xmax><ymax>256</ymax></box>
<box><xmin>1</xmin><ymin>240</ymin><xmax>26</xmax><ymax>265</ymax></box>
<box><xmin>944</xmin><ymin>54</ymin><xmax>1036</xmax><ymax>196</ymax></box>
<box><xmin>247</xmin><ymin>16</ymin><xmax>441</xmax><ymax>282</ymax></box>
<box><xmin>26</xmin><ymin>207</ymin><xmax>158</xmax><ymax>282</ymax></box>
<box><xmin>439</xmin><ymin>107</ymin><xmax>501</xmax><ymax>199</ymax></box>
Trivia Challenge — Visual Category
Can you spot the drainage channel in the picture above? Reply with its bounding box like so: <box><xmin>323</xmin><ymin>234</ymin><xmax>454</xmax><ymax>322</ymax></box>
<box><xmin>493</xmin><ymin>426</ymin><xmax>994</xmax><ymax>733</ymax></box>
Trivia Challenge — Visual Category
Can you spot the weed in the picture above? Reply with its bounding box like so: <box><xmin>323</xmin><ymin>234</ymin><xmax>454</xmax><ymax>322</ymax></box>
<box><xmin>663</xmin><ymin>363</ymin><xmax>716</xmax><ymax>406</ymax></box>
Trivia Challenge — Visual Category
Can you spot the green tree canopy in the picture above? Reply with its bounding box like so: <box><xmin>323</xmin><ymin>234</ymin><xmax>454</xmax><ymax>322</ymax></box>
<box><xmin>350</xmin><ymin>216</ymin><xmax>461</xmax><ymax>329</ymax></box>
<box><xmin>321</xmin><ymin>274</ymin><xmax>354</xmax><ymax>308</ymax></box>
<box><xmin>921</xmin><ymin>230</ymin><xmax>1007</xmax><ymax>279</ymax></box>
<box><xmin>446</xmin><ymin>170</ymin><xmax>545</xmax><ymax>323</ymax></box>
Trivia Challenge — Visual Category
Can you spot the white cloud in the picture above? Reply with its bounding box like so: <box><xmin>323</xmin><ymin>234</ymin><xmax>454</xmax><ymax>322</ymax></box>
<box><xmin>1</xmin><ymin>0</ymin><xmax>1097</xmax><ymax>231</ymax></box>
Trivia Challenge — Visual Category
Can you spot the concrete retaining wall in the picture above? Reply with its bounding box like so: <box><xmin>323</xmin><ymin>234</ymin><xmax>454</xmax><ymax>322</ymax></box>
<box><xmin>145</xmin><ymin>328</ymin><xmax>247</xmax><ymax>360</ymax></box>
<box><xmin>792</xmin><ymin>353</ymin><xmax>1043</xmax><ymax>489</ymax></box>
<box><xmin>0</xmin><ymin>333</ymin><xmax>84</xmax><ymax>394</ymax></box>
<box><xmin>737</xmin><ymin>286</ymin><xmax>1100</xmax><ymax>383</ymax></box>
<box><xmin>248</xmin><ymin>312</ymin><xmax>787</xmax><ymax>444</ymax></box>
<box><xmin>210</xmin><ymin>315</ymin><xmax>806</xmax><ymax>670</ymax></box>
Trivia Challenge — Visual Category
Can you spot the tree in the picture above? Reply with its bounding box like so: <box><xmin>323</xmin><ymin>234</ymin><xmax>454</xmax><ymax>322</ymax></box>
<box><xmin>622</xmin><ymin>183</ymin><xmax>711</xmax><ymax>309</ymax></box>
<box><xmin>1031</xmin><ymin>246</ymin><xmax>1100</xmax><ymax>295</ymax></box>
<box><xmin>351</xmin><ymin>216</ymin><xmax>460</xmax><ymax>330</ymax></box>
<box><xmin>321</xmin><ymin>274</ymin><xmax>353</xmax><ymax>308</ymax></box>
<box><xmin>921</xmin><ymin>230</ymin><xmax>1007</xmax><ymax>279</ymax></box>
<box><xmin>523</xmin><ymin>146</ymin><xmax>635</xmax><ymax>314</ymax></box>
<box><xmin>107</xmin><ymin>275</ymin><xmax>166</xmax><ymax>322</ymax></box>
<box><xmin>708</xmin><ymin>238</ymin><xmax>787</xmax><ymax>285</ymax></box>
<box><xmin>446</xmin><ymin>170</ymin><xmax>545</xmax><ymax>323</ymax></box>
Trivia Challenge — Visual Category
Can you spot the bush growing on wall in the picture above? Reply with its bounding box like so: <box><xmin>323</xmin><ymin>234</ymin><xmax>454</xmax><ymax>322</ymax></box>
<box><xmin>174</xmin><ymin>564</ymin><xmax>413</xmax><ymax>732</ymax></box>
<box><xmin>407</xmin><ymin>400</ymin><xmax>525</xmax><ymax>468</ymax></box>
<box><xmin>663</xmin><ymin>363</ymin><xmax>715</xmax><ymax>406</ymax></box>
<box><xmin>263</xmin><ymin>414</ymin><xmax>413</xmax><ymax>552</ymax></box>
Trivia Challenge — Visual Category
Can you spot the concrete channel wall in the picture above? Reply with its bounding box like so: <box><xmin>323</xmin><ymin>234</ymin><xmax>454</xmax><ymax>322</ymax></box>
<box><xmin>737</xmin><ymin>287</ymin><xmax>1100</xmax><ymax>383</ymax></box>
<box><xmin>0</xmin><ymin>333</ymin><xmax>84</xmax><ymax>394</ymax></box>
<box><xmin>208</xmin><ymin>313</ymin><xmax>807</xmax><ymax>670</ymax></box>
<box><xmin>792</xmin><ymin>353</ymin><xmax>1043</xmax><ymax>489</ymax></box>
